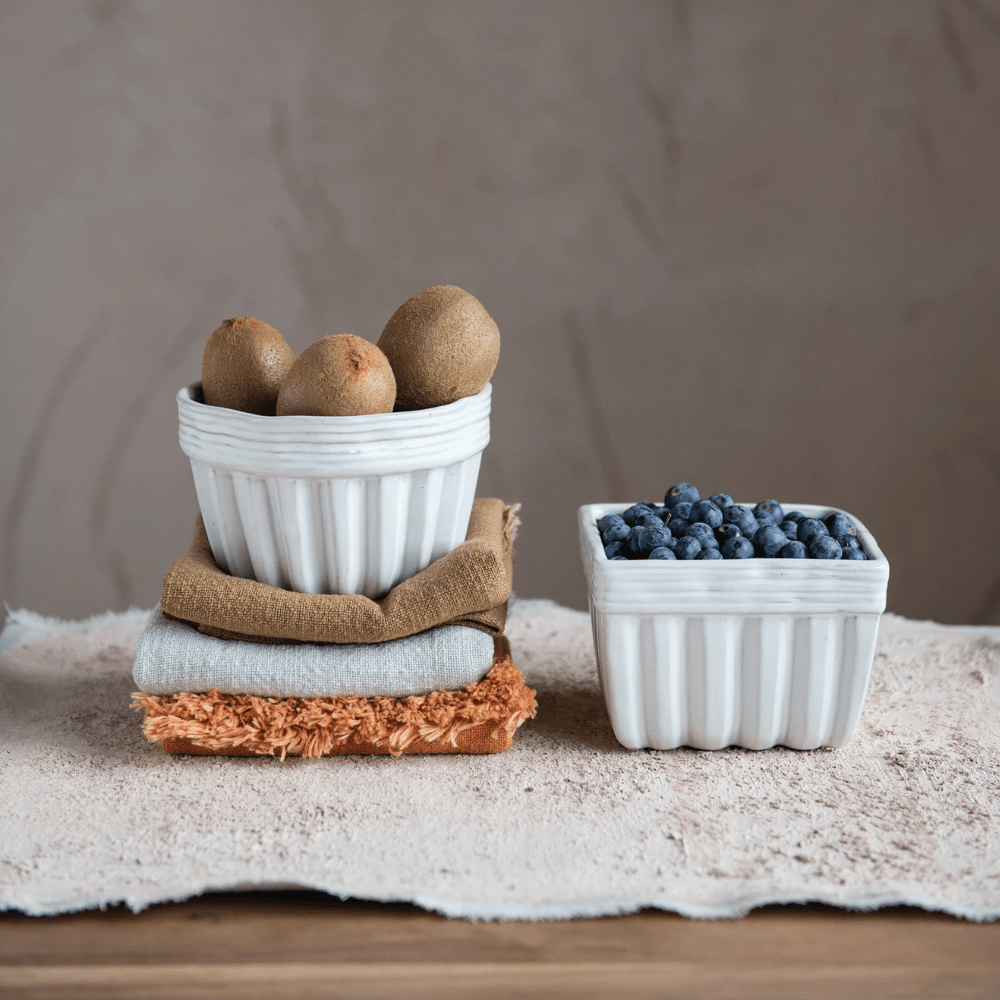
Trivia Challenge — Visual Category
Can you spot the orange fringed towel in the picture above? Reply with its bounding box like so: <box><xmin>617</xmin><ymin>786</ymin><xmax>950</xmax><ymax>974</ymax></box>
<box><xmin>133</xmin><ymin>637</ymin><xmax>536</xmax><ymax>758</ymax></box>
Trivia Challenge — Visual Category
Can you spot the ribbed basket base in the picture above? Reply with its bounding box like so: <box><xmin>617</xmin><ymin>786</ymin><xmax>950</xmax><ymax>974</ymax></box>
<box><xmin>191</xmin><ymin>454</ymin><xmax>481</xmax><ymax>598</ymax></box>
<box><xmin>592</xmin><ymin>609</ymin><xmax>881</xmax><ymax>750</ymax></box>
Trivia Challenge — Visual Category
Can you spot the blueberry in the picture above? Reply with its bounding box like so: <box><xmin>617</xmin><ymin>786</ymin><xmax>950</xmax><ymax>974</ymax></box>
<box><xmin>637</xmin><ymin>513</ymin><xmax>665</xmax><ymax>531</ymax></box>
<box><xmin>674</xmin><ymin>536</ymin><xmax>703</xmax><ymax>560</ymax></box>
<box><xmin>809</xmin><ymin>535</ymin><xmax>842</xmax><ymax>559</ymax></box>
<box><xmin>723</xmin><ymin>504</ymin><xmax>758</xmax><ymax>538</ymax></box>
<box><xmin>670</xmin><ymin>501</ymin><xmax>693</xmax><ymax>522</ymax></box>
<box><xmin>722</xmin><ymin>503</ymin><xmax>750</xmax><ymax>525</ymax></box>
<box><xmin>779</xmin><ymin>520</ymin><xmax>799</xmax><ymax>541</ymax></box>
<box><xmin>604</xmin><ymin>540</ymin><xmax>628</xmax><ymax>559</ymax></box>
<box><xmin>780</xmin><ymin>541</ymin><xmax>808</xmax><ymax>558</ymax></box>
<box><xmin>783</xmin><ymin>511</ymin><xmax>806</xmax><ymax>524</ymax></box>
<box><xmin>715</xmin><ymin>523</ymin><xmax>742</xmax><ymax>544</ymax></box>
<box><xmin>754</xmin><ymin>523</ymin><xmax>787</xmax><ymax>558</ymax></box>
<box><xmin>842</xmin><ymin>548</ymin><xmax>867</xmax><ymax>560</ymax></box>
<box><xmin>622</xmin><ymin>504</ymin><xmax>654</xmax><ymax>527</ymax></box>
<box><xmin>608</xmin><ymin>555</ymin><xmax>628</xmax><ymax>561</ymax></box>
<box><xmin>689</xmin><ymin>499</ymin><xmax>723</xmax><ymax>529</ymax></box>
<box><xmin>601</xmin><ymin>519</ymin><xmax>629</xmax><ymax>545</ymax></box>
<box><xmin>824</xmin><ymin>512</ymin><xmax>856</xmax><ymax>538</ymax></box>
<box><xmin>685</xmin><ymin>522</ymin><xmax>720</xmax><ymax>549</ymax></box>
<box><xmin>666</xmin><ymin>518</ymin><xmax>691</xmax><ymax>537</ymax></box>
<box><xmin>797</xmin><ymin>518</ymin><xmax>829</xmax><ymax>546</ymax></box>
<box><xmin>649</xmin><ymin>546</ymin><xmax>677</xmax><ymax>560</ymax></box>
<box><xmin>754</xmin><ymin>500</ymin><xmax>785</xmax><ymax>524</ymax></box>
<box><xmin>626</xmin><ymin>525</ymin><xmax>646</xmax><ymax>555</ymax></box>
<box><xmin>651</xmin><ymin>505</ymin><xmax>671</xmax><ymax>520</ymax></box>
<box><xmin>596</xmin><ymin>513</ymin><xmax>622</xmax><ymax>534</ymax></box>
<box><xmin>664</xmin><ymin>482</ymin><xmax>700</xmax><ymax>508</ymax></box>
<box><xmin>697</xmin><ymin>548</ymin><xmax>724</xmax><ymax>560</ymax></box>
<box><xmin>837</xmin><ymin>534</ymin><xmax>861</xmax><ymax>550</ymax></box>
<box><xmin>709</xmin><ymin>493</ymin><xmax>735</xmax><ymax>509</ymax></box>
<box><xmin>631</xmin><ymin>524</ymin><xmax>671</xmax><ymax>557</ymax></box>
<box><xmin>721</xmin><ymin>536</ymin><xmax>755</xmax><ymax>559</ymax></box>
<box><xmin>643</xmin><ymin>524</ymin><xmax>673</xmax><ymax>552</ymax></box>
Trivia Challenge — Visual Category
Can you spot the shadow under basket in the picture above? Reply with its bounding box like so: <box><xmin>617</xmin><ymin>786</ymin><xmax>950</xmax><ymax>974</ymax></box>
<box><xmin>133</xmin><ymin>637</ymin><xmax>536</xmax><ymax>758</ymax></box>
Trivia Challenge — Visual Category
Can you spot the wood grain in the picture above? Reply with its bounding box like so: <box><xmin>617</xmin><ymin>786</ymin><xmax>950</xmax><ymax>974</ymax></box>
<box><xmin>2</xmin><ymin>892</ymin><xmax>998</xmax><ymax>999</ymax></box>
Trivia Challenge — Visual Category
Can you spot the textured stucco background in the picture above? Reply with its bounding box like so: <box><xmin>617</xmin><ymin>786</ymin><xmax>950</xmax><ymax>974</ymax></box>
<box><xmin>1</xmin><ymin>0</ymin><xmax>998</xmax><ymax>623</ymax></box>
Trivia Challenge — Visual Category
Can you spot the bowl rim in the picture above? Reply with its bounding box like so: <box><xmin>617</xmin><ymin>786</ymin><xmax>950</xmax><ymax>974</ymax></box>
<box><xmin>179</xmin><ymin>380</ymin><xmax>492</xmax><ymax>427</ymax></box>
<box><xmin>580</xmin><ymin>501</ymin><xmax>889</xmax><ymax>570</ymax></box>
<box><xmin>579</xmin><ymin>502</ymin><xmax>889</xmax><ymax>616</ymax></box>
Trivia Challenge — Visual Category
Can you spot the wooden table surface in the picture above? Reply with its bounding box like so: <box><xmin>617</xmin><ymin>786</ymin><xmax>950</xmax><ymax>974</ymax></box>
<box><xmin>2</xmin><ymin>891</ymin><xmax>998</xmax><ymax>1000</ymax></box>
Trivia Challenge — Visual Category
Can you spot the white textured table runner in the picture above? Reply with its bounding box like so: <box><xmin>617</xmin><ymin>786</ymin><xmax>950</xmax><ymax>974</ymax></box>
<box><xmin>1</xmin><ymin>600</ymin><xmax>998</xmax><ymax>921</ymax></box>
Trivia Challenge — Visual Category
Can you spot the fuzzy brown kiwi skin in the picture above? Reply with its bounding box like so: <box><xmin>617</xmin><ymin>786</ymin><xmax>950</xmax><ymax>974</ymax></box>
<box><xmin>276</xmin><ymin>334</ymin><xmax>397</xmax><ymax>417</ymax></box>
<box><xmin>202</xmin><ymin>316</ymin><xmax>296</xmax><ymax>415</ymax></box>
<box><xmin>377</xmin><ymin>285</ymin><xmax>500</xmax><ymax>410</ymax></box>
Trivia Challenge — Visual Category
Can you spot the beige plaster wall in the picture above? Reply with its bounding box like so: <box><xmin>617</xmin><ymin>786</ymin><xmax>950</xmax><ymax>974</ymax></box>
<box><xmin>1</xmin><ymin>0</ymin><xmax>998</xmax><ymax>624</ymax></box>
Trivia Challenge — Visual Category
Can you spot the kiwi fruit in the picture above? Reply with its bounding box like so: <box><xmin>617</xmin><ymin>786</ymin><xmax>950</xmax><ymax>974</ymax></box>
<box><xmin>377</xmin><ymin>285</ymin><xmax>500</xmax><ymax>410</ymax></box>
<box><xmin>276</xmin><ymin>334</ymin><xmax>396</xmax><ymax>416</ymax></box>
<box><xmin>202</xmin><ymin>316</ymin><xmax>295</xmax><ymax>415</ymax></box>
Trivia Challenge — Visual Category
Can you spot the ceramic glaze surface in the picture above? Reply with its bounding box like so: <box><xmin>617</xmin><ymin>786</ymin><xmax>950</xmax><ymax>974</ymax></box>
<box><xmin>579</xmin><ymin>503</ymin><xmax>890</xmax><ymax>750</ymax></box>
<box><xmin>178</xmin><ymin>383</ymin><xmax>490</xmax><ymax>597</ymax></box>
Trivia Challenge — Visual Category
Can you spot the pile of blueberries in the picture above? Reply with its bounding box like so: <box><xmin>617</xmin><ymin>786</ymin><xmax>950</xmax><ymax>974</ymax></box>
<box><xmin>597</xmin><ymin>482</ymin><xmax>868</xmax><ymax>561</ymax></box>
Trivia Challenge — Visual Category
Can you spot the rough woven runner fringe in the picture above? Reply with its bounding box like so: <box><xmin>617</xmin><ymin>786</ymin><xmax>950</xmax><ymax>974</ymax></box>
<box><xmin>1</xmin><ymin>600</ymin><xmax>999</xmax><ymax>921</ymax></box>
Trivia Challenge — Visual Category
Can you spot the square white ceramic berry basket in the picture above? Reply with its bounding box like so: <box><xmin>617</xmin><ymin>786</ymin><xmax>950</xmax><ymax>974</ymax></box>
<box><xmin>578</xmin><ymin>503</ymin><xmax>890</xmax><ymax>751</ymax></box>
<box><xmin>178</xmin><ymin>382</ymin><xmax>491</xmax><ymax>598</ymax></box>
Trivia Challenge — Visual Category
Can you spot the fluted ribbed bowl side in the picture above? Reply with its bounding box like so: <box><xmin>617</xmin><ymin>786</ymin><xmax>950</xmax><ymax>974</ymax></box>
<box><xmin>178</xmin><ymin>383</ymin><xmax>491</xmax><ymax>597</ymax></box>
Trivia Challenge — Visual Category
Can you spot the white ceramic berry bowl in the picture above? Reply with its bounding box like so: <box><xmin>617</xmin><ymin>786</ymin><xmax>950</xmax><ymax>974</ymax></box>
<box><xmin>177</xmin><ymin>382</ymin><xmax>490</xmax><ymax>598</ymax></box>
<box><xmin>579</xmin><ymin>502</ymin><xmax>890</xmax><ymax>751</ymax></box>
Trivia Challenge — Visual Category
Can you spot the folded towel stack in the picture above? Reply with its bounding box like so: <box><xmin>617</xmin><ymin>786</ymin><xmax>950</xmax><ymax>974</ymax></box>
<box><xmin>132</xmin><ymin>499</ymin><xmax>536</xmax><ymax>757</ymax></box>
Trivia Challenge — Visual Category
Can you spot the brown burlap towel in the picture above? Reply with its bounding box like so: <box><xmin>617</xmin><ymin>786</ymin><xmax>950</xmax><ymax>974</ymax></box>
<box><xmin>161</xmin><ymin>499</ymin><xmax>519</xmax><ymax>645</ymax></box>
<box><xmin>133</xmin><ymin>636</ymin><xmax>537</xmax><ymax>757</ymax></box>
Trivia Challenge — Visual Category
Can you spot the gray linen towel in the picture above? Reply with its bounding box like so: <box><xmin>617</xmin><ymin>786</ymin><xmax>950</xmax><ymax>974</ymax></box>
<box><xmin>133</xmin><ymin>607</ymin><xmax>495</xmax><ymax>698</ymax></box>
